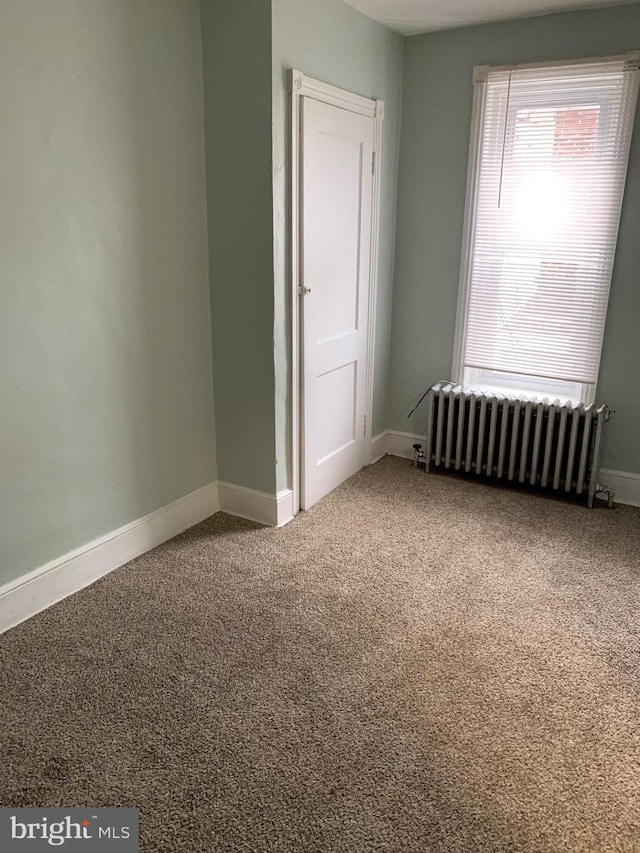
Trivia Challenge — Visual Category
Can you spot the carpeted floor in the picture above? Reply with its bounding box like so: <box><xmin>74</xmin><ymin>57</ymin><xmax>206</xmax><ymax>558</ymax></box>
<box><xmin>1</xmin><ymin>456</ymin><xmax>639</xmax><ymax>852</ymax></box>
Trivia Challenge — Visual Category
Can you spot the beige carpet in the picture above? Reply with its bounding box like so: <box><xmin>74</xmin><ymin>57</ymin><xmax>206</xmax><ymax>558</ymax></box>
<box><xmin>1</xmin><ymin>456</ymin><xmax>639</xmax><ymax>852</ymax></box>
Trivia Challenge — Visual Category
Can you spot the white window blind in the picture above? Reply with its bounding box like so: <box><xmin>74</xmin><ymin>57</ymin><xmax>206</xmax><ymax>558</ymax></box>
<box><xmin>458</xmin><ymin>56</ymin><xmax>640</xmax><ymax>395</ymax></box>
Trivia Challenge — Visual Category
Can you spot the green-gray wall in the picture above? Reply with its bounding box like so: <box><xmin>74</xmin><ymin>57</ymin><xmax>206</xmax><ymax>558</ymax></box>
<box><xmin>389</xmin><ymin>3</ymin><xmax>640</xmax><ymax>474</ymax></box>
<box><xmin>0</xmin><ymin>0</ymin><xmax>216</xmax><ymax>587</ymax></box>
<box><xmin>272</xmin><ymin>0</ymin><xmax>404</xmax><ymax>492</ymax></box>
<box><xmin>201</xmin><ymin>0</ymin><xmax>277</xmax><ymax>494</ymax></box>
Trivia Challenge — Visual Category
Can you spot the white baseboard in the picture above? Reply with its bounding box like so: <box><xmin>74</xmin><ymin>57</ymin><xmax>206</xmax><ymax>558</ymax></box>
<box><xmin>0</xmin><ymin>475</ymin><xmax>297</xmax><ymax>636</ymax></box>
<box><xmin>0</xmin><ymin>482</ymin><xmax>219</xmax><ymax>636</ymax></box>
<box><xmin>370</xmin><ymin>429</ymin><xmax>423</xmax><ymax>462</ymax></box>
<box><xmin>370</xmin><ymin>432</ymin><xmax>388</xmax><ymax>464</ymax></box>
<box><xmin>599</xmin><ymin>469</ymin><xmax>640</xmax><ymax>507</ymax></box>
<box><xmin>275</xmin><ymin>489</ymin><xmax>295</xmax><ymax>527</ymax></box>
<box><xmin>218</xmin><ymin>482</ymin><xmax>294</xmax><ymax>527</ymax></box>
<box><xmin>385</xmin><ymin>430</ymin><xmax>425</xmax><ymax>460</ymax></box>
<box><xmin>374</xmin><ymin>432</ymin><xmax>640</xmax><ymax>509</ymax></box>
<box><xmin>4</xmin><ymin>455</ymin><xmax>633</xmax><ymax>637</ymax></box>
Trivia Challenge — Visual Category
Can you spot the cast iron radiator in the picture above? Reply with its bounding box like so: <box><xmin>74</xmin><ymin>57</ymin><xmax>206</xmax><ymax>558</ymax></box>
<box><xmin>424</xmin><ymin>383</ymin><xmax>613</xmax><ymax>507</ymax></box>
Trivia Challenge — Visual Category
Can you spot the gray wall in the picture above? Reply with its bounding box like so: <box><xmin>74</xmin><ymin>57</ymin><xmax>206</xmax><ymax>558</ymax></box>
<box><xmin>201</xmin><ymin>0</ymin><xmax>277</xmax><ymax>494</ymax></box>
<box><xmin>389</xmin><ymin>3</ymin><xmax>640</xmax><ymax>474</ymax></box>
<box><xmin>0</xmin><ymin>0</ymin><xmax>216</xmax><ymax>587</ymax></box>
<box><xmin>272</xmin><ymin>0</ymin><xmax>404</xmax><ymax>492</ymax></box>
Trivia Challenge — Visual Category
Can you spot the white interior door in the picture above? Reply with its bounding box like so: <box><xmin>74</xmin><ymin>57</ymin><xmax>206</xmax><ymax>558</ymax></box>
<box><xmin>301</xmin><ymin>97</ymin><xmax>374</xmax><ymax>511</ymax></box>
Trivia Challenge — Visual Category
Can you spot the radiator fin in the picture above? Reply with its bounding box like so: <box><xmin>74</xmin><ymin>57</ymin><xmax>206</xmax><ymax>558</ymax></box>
<box><xmin>497</xmin><ymin>401</ymin><xmax>509</xmax><ymax>479</ymax></box>
<box><xmin>486</xmin><ymin>397</ymin><xmax>499</xmax><ymax>477</ymax></box>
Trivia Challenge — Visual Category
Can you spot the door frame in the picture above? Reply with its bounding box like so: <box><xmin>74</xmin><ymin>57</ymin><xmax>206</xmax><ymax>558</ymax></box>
<box><xmin>290</xmin><ymin>69</ymin><xmax>384</xmax><ymax>515</ymax></box>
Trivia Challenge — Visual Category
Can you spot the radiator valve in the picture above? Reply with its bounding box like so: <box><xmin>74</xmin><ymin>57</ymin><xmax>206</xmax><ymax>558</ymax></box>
<box><xmin>413</xmin><ymin>443</ymin><xmax>426</xmax><ymax>468</ymax></box>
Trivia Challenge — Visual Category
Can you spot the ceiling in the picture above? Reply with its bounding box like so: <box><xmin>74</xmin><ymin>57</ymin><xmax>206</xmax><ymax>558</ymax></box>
<box><xmin>341</xmin><ymin>0</ymin><xmax>637</xmax><ymax>34</ymax></box>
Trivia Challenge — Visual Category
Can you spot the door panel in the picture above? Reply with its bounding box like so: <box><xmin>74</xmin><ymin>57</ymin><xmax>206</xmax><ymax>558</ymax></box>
<box><xmin>301</xmin><ymin>97</ymin><xmax>374</xmax><ymax>510</ymax></box>
<box><xmin>316</xmin><ymin>361</ymin><xmax>357</xmax><ymax>463</ymax></box>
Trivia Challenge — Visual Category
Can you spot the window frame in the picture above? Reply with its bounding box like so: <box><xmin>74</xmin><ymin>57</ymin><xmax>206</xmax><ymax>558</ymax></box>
<box><xmin>451</xmin><ymin>53</ymin><xmax>640</xmax><ymax>404</ymax></box>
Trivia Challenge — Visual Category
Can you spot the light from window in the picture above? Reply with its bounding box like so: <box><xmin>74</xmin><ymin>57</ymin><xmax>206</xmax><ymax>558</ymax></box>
<box><xmin>453</xmin><ymin>55</ymin><xmax>640</xmax><ymax>404</ymax></box>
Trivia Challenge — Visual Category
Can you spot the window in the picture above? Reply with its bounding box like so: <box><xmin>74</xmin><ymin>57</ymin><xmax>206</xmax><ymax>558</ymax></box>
<box><xmin>453</xmin><ymin>55</ymin><xmax>640</xmax><ymax>404</ymax></box>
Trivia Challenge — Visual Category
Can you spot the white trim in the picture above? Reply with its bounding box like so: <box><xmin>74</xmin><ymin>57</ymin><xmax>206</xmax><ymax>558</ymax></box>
<box><xmin>375</xmin><ymin>432</ymin><xmax>640</xmax><ymax>508</ymax></box>
<box><xmin>290</xmin><ymin>70</ymin><xmax>302</xmax><ymax>520</ymax></box>
<box><xmin>474</xmin><ymin>52</ymin><xmax>640</xmax><ymax>79</ymax></box>
<box><xmin>291</xmin><ymin>70</ymin><xmax>377</xmax><ymax>117</ymax></box>
<box><xmin>3</xmin><ymin>459</ymin><xmax>633</xmax><ymax>637</ymax></box>
<box><xmin>451</xmin><ymin>68</ymin><xmax>486</xmax><ymax>385</ymax></box>
<box><xmin>599</xmin><ymin>469</ymin><xmax>640</xmax><ymax>507</ymax></box>
<box><xmin>0</xmin><ymin>482</ymin><xmax>219</xmax><ymax>636</ymax></box>
<box><xmin>385</xmin><ymin>430</ymin><xmax>425</xmax><ymax>461</ymax></box>
<box><xmin>290</xmin><ymin>69</ymin><xmax>384</xmax><ymax>515</ymax></box>
<box><xmin>369</xmin><ymin>431</ymin><xmax>388</xmax><ymax>464</ymax></box>
<box><xmin>275</xmin><ymin>489</ymin><xmax>295</xmax><ymax>527</ymax></box>
<box><xmin>218</xmin><ymin>482</ymin><xmax>294</xmax><ymax>528</ymax></box>
<box><xmin>370</xmin><ymin>430</ymin><xmax>425</xmax><ymax>461</ymax></box>
<box><xmin>365</xmin><ymin>100</ymin><xmax>385</xmax><ymax>465</ymax></box>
